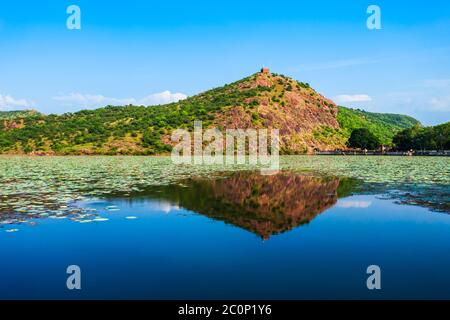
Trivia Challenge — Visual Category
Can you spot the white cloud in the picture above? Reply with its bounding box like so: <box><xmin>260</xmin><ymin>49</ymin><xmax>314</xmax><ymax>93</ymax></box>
<box><xmin>334</xmin><ymin>94</ymin><xmax>372</xmax><ymax>103</ymax></box>
<box><xmin>429</xmin><ymin>96</ymin><xmax>450</xmax><ymax>112</ymax></box>
<box><xmin>337</xmin><ymin>200</ymin><xmax>372</xmax><ymax>208</ymax></box>
<box><xmin>0</xmin><ymin>94</ymin><xmax>34</xmax><ymax>110</ymax></box>
<box><xmin>139</xmin><ymin>91</ymin><xmax>188</xmax><ymax>106</ymax></box>
<box><xmin>424</xmin><ymin>79</ymin><xmax>450</xmax><ymax>88</ymax></box>
<box><xmin>52</xmin><ymin>91</ymin><xmax>187</xmax><ymax>109</ymax></box>
<box><xmin>52</xmin><ymin>93</ymin><xmax>134</xmax><ymax>107</ymax></box>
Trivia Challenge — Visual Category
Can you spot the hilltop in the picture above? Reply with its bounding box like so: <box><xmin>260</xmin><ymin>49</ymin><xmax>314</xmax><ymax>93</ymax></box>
<box><xmin>0</xmin><ymin>70</ymin><xmax>420</xmax><ymax>155</ymax></box>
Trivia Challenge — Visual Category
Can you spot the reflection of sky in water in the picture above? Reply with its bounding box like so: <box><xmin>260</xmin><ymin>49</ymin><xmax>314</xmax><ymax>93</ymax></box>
<box><xmin>2</xmin><ymin>194</ymin><xmax>450</xmax><ymax>299</ymax></box>
<box><xmin>84</xmin><ymin>199</ymin><xmax>180</xmax><ymax>214</ymax></box>
<box><xmin>337</xmin><ymin>200</ymin><xmax>372</xmax><ymax>208</ymax></box>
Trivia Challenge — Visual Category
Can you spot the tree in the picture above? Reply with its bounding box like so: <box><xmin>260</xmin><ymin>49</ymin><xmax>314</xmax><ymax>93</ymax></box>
<box><xmin>347</xmin><ymin>128</ymin><xmax>380</xmax><ymax>150</ymax></box>
<box><xmin>392</xmin><ymin>126</ymin><xmax>418</xmax><ymax>150</ymax></box>
<box><xmin>393</xmin><ymin>122</ymin><xmax>449</xmax><ymax>151</ymax></box>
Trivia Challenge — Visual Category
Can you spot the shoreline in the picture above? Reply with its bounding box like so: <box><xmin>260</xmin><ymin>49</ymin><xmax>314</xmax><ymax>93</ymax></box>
<box><xmin>315</xmin><ymin>151</ymin><xmax>450</xmax><ymax>157</ymax></box>
<box><xmin>0</xmin><ymin>153</ymin><xmax>449</xmax><ymax>157</ymax></box>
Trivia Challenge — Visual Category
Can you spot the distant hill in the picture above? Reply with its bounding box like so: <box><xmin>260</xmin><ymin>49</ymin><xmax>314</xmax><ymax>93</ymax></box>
<box><xmin>0</xmin><ymin>70</ymin><xmax>421</xmax><ymax>155</ymax></box>
<box><xmin>336</xmin><ymin>106</ymin><xmax>420</xmax><ymax>146</ymax></box>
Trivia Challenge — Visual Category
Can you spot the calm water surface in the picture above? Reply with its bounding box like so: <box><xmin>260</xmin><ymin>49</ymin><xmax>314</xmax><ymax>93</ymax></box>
<box><xmin>0</xmin><ymin>156</ymin><xmax>449</xmax><ymax>299</ymax></box>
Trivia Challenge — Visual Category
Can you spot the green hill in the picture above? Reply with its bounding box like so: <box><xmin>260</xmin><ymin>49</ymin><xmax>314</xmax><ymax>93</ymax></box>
<box><xmin>336</xmin><ymin>107</ymin><xmax>420</xmax><ymax>145</ymax></box>
<box><xmin>0</xmin><ymin>70</ymin><xmax>421</xmax><ymax>155</ymax></box>
<box><xmin>311</xmin><ymin>106</ymin><xmax>420</xmax><ymax>148</ymax></box>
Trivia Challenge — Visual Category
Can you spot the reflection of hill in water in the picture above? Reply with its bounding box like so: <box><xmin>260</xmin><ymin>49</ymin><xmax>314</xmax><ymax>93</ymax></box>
<box><xmin>3</xmin><ymin>169</ymin><xmax>446</xmax><ymax>234</ymax></box>
<box><xmin>0</xmin><ymin>171</ymin><xmax>357</xmax><ymax>236</ymax></box>
<box><xmin>183</xmin><ymin>174</ymin><xmax>339</xmax><ymax>239</ymax></box>
<box><xmin>130</xmin><ymin>172</ymin><xmax>356</xmax><ymax>239</ymax></box>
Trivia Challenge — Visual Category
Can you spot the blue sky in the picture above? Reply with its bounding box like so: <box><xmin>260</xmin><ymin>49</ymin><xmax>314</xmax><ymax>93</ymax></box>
<box><xmin>0</xmin><ymin>0</ymin><xmax>449</xmax><ymax>125</ymax></box>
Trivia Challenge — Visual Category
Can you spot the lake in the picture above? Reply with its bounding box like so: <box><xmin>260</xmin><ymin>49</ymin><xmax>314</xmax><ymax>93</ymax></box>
<box><xmin>0</xmin><ymin>156</ymin><xmax>449</xmax><ymax>299</ymax></box>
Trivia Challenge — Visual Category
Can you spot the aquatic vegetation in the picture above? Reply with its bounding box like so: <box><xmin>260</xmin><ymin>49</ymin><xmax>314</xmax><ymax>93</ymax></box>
<box><xmin>0</xmin><ymin>155</ymin><xmax>448</xmax><ymax>231</ymax></box>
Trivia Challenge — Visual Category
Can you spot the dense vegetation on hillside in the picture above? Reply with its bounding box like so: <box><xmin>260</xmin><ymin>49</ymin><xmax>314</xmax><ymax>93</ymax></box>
<box><xmin>393</xmin><ymin>122</ymin><xmax>450</xmax><ymax>150</ymax></box>
<box><xmin>336</xmin><ymin>107</ymin><xmax>420</xmax><ymax>145</ymax></box>
<box><xmin>311</xmin><ymin>106</ymin><xmax>420</xmax><ymax>148</ymax></box>
<box><xmin>0</xmin><ymin>72</ymin><xmax>422</xmax><ymax>155</ymax></box>
<box><xmin>0</xmin><ymin>76</ymin><xmax>274</xmax><ymax>155</ymax></box>
<box><xmin>0</xmin><ymin>110</ymin><xmax>40</xmax><ymax>120</ymax></box>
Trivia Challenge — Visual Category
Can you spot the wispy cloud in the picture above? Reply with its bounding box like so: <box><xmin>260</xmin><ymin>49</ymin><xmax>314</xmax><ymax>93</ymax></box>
<box><xmin>424</xmin><ymin>79</ymin><xmax>450</xmax><ymax>88</ymax></box>
<box><xmin>429</xmin><ymin>96</ymin><xmax>450</xmax><ymax>112</ymax></box>
<box><xmin>382</xmin><ymin>86</ymin><xmax>450</xmax><ymax>114</ymax></box>
<box><xmin>418</xmin><ymin>79</ymin><xmax>450</xmax><ymax>113</ymax></box>
<box><xmin>0</xmin><ymin>93</ymin><xmax>34</xmax><ymax>110</ymax></box>
<box><xmin>334</xmin><ymin>94</ymin><xmax>372</xmax><ymax>103</ymax></box>
<box><xmin>52</xmin><ymin>91</ymin><xmax>187</xmax><ymax>108</ymax></box>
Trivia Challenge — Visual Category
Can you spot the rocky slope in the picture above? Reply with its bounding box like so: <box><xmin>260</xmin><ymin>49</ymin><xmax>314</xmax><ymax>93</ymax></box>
<box><xmin>210</xmin><ymin>70</ymin><xmax>341</xmax><ymax>153</ymax></box>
